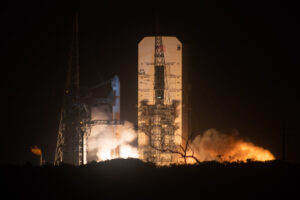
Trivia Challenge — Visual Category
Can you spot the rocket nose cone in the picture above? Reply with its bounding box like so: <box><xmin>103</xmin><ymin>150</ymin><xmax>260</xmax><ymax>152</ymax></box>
<box><xmin>113</xmin><ymin>75</ymin><xmax>119</xmax><ymax>81</ymax></box>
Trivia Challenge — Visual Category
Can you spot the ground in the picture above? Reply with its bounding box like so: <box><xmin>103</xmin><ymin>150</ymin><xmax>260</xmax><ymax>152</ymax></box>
<box><xmin>1</xmin><ymin>158</ymin><xmax>298</xmax><ymax>200</ymax></box>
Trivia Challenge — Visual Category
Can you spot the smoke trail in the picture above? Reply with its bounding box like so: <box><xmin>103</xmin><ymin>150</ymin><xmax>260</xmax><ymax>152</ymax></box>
<box><xmin>87</xmin><ymin>107</ymin><xmax>138</xmax><ymax>162</ymax></box>
<box><xmin>190</xmin><ymin>129</ymin><xmax>275</xmax><ymax>162</ymax></box>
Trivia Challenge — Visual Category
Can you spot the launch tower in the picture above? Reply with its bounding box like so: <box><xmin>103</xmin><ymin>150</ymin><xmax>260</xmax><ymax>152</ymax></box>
<box><xmin>54</xmin><ymin>14</ymin><xmax>88</xmax><ymax>165</ymax></box>
<box><xmin>54</xmin><ymin>15</ymin><xmax>123</xmax><ymax>165</ymax></box>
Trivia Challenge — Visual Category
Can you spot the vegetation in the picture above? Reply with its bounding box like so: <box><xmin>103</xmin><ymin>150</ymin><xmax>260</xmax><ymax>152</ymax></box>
<box><xmin>1</xmin><ymin>159</ymin><xmax>298</xmax><ymax>200</ymax></box>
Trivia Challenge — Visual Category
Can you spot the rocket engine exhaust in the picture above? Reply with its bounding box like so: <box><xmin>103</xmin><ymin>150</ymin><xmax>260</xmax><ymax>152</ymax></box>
<box><xmin>187</xmin><ymin>129</ymin><xmax>275</xmax><ymax>163</ymax></box>
<box><xmin>86</xmin><ymin>109</ymin><xmax>138</xmax><ymax>162</ymax></box>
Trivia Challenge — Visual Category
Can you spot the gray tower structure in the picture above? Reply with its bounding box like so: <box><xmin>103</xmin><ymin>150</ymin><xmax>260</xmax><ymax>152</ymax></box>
<box><xmin>54</xmin><ymin>15</ymin><xmax>124</xmax><ymax>165</ymax></box>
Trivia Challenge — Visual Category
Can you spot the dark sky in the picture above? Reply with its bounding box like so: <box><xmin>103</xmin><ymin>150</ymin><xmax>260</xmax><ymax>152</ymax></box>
<box><xmin>1</xmin><ymin>1</ymin><xmax>299</xmax><ymax>165</ymax></box>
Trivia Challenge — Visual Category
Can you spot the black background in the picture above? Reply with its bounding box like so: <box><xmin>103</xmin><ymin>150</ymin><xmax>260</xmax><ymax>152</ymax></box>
<box><xmin>1</xmin><ymin>1</ymin><xmax>299</xmax><ymax>165</ymax></box>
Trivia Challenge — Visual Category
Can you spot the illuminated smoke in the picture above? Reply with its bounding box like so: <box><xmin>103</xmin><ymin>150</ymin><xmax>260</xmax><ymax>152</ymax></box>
<box><xmin>87</xmin><ymin>107</ymin><xmax>138</xmax><ymax>162</ymax></box>
<box><xmin>87</xmin><ymin>106</ymin><xmax>274</xmax><ymax>163</ymax></box>
<box><xmin>190</xmin><ymin>129</ymin><xmax>275</xmax><ymax>163</ymax></box>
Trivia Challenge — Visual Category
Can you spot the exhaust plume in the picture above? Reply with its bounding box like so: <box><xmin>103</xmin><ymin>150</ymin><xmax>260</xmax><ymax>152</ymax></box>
<box><xmin>87</xmin><ymin>107</ymin><xmax>274</xmax><ymax>164</ymax></box>
<box><xmin>190</xmin><ymin>129</ymin><xmax>275</xmax><ymax>162</ymax></box>
<box><xmin>87</xmin><ymin>107</ymin><xmax>138</xmax><ymax>162</ymax></box>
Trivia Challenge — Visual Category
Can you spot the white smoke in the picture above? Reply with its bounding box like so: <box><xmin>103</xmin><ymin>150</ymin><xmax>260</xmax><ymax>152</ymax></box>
<box><xmin>87</xmin><ymin>106</ymin><xmax>274</xmax><ymax>163</ymax></box>
<box><xmin>86</xmin><ymin>107</ymin><xmax>138</xmax><ymax>162</ymax></box>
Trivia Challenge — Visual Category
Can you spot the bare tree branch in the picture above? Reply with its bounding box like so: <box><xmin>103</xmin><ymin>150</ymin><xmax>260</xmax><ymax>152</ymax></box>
<box><xmin>145</xmin><ymin>129</ymin><xmax>202</xmax><ymax>165</ymax></box>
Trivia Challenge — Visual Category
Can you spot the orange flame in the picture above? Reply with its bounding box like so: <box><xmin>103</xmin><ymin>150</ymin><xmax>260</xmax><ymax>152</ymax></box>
<box><xmin>186</xmin><ymin>129</ymin><xmax>275</xmax><ymax>163</ymax></box>
<box><xmin>31</xmin><ymin>146</ymin><xmax>42</xmax><ymax>156</ymax></box>
<box><xmin>219</xmin><ymin>140</ymin><xmax>275</xmax><ymax>162</ymax></box>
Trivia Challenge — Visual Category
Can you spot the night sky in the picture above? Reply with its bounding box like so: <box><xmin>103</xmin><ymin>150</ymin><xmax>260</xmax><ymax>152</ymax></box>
<box><xmin>1</xmin><ymin>1</ymin><xmax>299</xmax><ymax>165</ymax></box>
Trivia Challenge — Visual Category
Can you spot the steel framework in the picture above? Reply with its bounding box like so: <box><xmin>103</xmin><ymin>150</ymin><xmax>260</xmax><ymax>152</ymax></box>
<box><xmin>138</xmin><ymin>36</ymin><xmax>179</xmax><ymax>165</ymax></box>
<box><xmin>54</xmin><ymin>14</ymin><xmax>87</xmax><ymax>165</ymax></box>
<box><xmin>54</xmin><ymin>14</ymin><xmax>123</xmax><ymax>166</ymax></box>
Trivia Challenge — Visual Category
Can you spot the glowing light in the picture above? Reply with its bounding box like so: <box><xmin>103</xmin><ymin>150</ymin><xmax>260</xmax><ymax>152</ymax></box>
<box><xmin>31</xmin><ymin>146</ymin><xmax>42</xmax><ymax>156</ymax></box>
<box><xmin>120</xmin><ymin>144</ymin><xmax>139</xmax><ymax>159</ymax></box>
<box><xmin>87</xmin><ymin>110</ymin><xmax>138</xmax><ymax>163</ymax></box>
<box><xmin>97</xmin><ymin>149</ymin><xmax>111</xmax><ymax>161</ymax></box>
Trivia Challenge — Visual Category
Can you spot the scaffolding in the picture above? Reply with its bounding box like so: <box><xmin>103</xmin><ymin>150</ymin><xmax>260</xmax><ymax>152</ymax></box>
<box><xmin>54</xmin><ymin>14</ymin><xmax>123</xmax><ymax>166</ymax></box>
<box><xmin>139</xmin><ymin>100</ymin><xmax>179</xmax><ymax>164</ymax></box>
<box><xmin>54</xmin><ymin>13</ymin><xmax>87</xmax><ymax>166</ymax></box>
<box><xmin>138</xmin><ymin>36</ymin><xmax>181</xmax><ymax>165</ymax></box>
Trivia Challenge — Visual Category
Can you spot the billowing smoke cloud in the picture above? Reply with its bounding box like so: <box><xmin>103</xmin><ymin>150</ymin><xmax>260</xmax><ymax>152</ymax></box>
<box><xmin>87</xmin><ymin>107</ymin><xmax>138</xmax><ymax>162</ymax></box>
<box><xmin>87</xmin><ymin>106</ymin><xmax>274</xmax><ymax>163</ymax></box>
<box><xmin>190</xmin><ymin>129</ymin><xmax>275</xmax><ymax>162</ymax></box>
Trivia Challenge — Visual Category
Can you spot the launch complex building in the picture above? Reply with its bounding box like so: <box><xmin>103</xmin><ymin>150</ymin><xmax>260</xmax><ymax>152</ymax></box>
<box><xmin>54</xmin><ymin>15</ymin><xmax>189</xmax><ymax>166</ymax></box>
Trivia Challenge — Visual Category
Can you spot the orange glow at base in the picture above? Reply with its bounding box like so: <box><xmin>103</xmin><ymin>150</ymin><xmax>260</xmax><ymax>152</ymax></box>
<box><xmin>224</xmin><ymin>141</ymin><xmax>275</xmax><ymax>162</ymax></box>
<box><xmin>184</xmin><ymin>129</ymin><xmax>275</xmax><ymax>164</ymax></box>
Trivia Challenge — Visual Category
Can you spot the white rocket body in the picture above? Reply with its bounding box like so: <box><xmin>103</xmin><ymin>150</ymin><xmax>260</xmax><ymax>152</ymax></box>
<box><xmin>111</xmin><ymin>75</ymin><xmax>120</xmax><ymax>120</ymax></box>
<box><xmin>111</xmin><ymin>75</ymin><xmax>121</xmax><ymax>158</ymax></box>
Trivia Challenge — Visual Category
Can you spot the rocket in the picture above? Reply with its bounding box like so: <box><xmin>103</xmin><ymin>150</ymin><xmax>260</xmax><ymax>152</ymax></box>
<box><xmin>111</xmin><ymin>75</ymin><xmax>120</xmax><ymax>120</ymax></box>
<box><xmin>111</xmin><ymin>75</ymin><xmax>121</xmax><ymax>158</ymax></box>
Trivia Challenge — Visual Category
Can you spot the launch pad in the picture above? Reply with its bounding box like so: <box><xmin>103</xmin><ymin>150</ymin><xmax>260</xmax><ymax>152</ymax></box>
<box><xmin>54</xmin><ymin>15</ymin><xmax>188</xmax><ymax>166</ymax></box>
